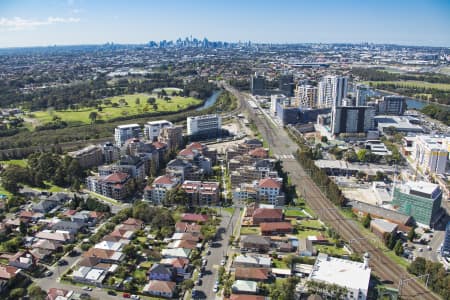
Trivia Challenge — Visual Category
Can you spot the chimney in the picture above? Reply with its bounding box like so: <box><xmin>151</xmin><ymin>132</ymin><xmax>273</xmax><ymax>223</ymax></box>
<box><xmin>363</xmin><ymin>252</ymin><xmax>370</xmax><ymax>269</ymax></box>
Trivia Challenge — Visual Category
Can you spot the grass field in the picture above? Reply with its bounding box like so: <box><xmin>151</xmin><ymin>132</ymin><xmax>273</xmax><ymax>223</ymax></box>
<box><xmin>366</xmin><ymin>80</ymin><xmax>450</xmax><ymax>91</ymax></box>
<box><xmin>284</xmin><ymin>208</ymin><xmax>307</xmax><ymax>218</ymax></box>
<box><xmin>295</xmin><ymin>229</ymin><xmax>322</xmax><ymax>239</ymax></box>
<box><xmin>28</xmin><ymin>92</ymin><xmax>202</xmax><ymax>126</ymax></box>
<box><xmin>240</xmin><ymin>226</ymin><xmax>260</xmax><ymax>235</ymax></box>
<box><xmin>0</xmin><ymin>159</ymin><xmax>28</xmax><ymax>167</ymax></box>
<box><xmin>316</xmin><ymin>245</ymin><xmax>349</xmax><ymax>256</ymax></box>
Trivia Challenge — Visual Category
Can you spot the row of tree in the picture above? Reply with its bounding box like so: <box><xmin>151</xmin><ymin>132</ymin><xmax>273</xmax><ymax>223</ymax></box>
<box><xmin>421</xmin><ymin>104</ymin><xmax>450</xmax><ymax>126</ymax></box>
<box><xmin>352</xmin><ymin>67</ymin><xmax>450</xmax><ymax>84</ymax></box>
<box><xmin>407</xmin><ymin>257</ymin><xmax>450</xmax><ymax>299</ymax></box>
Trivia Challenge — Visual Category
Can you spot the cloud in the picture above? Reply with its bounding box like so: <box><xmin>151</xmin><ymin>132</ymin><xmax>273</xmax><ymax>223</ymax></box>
<box><xmin>0</xmin><ymin>16</ymin><xmax>80</xmax><ymax>31</ymax></box>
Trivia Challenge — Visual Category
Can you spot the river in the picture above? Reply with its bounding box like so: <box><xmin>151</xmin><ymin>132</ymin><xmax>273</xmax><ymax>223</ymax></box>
<box><xmin>371</xmin><ymin>89</ymin><xmax>432</xmax><ymax>110</ymax></box>
<box><xmin>196</xmin><ymin>90</ymin><xmax>222</xmax><ymax>111</ymax></box>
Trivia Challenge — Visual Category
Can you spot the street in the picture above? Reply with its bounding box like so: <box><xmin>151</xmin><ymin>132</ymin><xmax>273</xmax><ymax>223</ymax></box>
<box><xmin>193</xmin><ymin>209</ymin><xmax>240</xmax><ymax>300</ymax></box>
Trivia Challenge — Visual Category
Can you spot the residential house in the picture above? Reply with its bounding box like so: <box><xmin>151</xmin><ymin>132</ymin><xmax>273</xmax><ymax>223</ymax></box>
<box><xmin>298</xmin><ymin>238</ymin><xmax>316</xmax><ymax>257</ymax></box>
<box><xmin>167</xmin><ymin>239</ymin><xmax>197</xmax><ymax>250</ymax></box>
<box><xmin>161</xmin><ymin>248</ymin><xmax>191</xmax><ymax>259</ymax></box>
<box><xmin>252</xmin><ymin>208</ymin><xmax>283</xmax><ymax>225</ymax></box>
<box><xmin>240</xmin><ymin>236</ymin><xmax>271</xmax><ymax>252</ymax></box>
<box><xmin>232</xmin><ymin>280</ymin><xmax>258</xmax><ymax>294</ymax></box>
<box><xmin>0</xmin><ymin>265</ymin><xmax>20</xmax><ymax>293</ymax></box>
<box><xmin>35</xmin><ymin>230</ymin><xmax>74</xmax><ymax>243</ymax></box>
<box><xmin>230</xmin><ymin>295</ymin><xmax>267</xmax><ymax>300</ymax></box>
<box><xmin>46</xmin><ymin>288</ymin><xmax>73</xmax><ymax>300</ymax></box>
<box><xmin>160</xmin><ymin>258</ymin><xmax>190</xmax><ymax>277</ymax></box>
<box><xmin>83</xmin><ymin>248</ymin><xmax>125</xmax><ymax>263</ymax></box>
<box><xmin>181</xmin><ymin>213</ymin><xmax>209</xmax><ymax>223</ymax></box>
<box><xmin>260</xmin><ymin>222</ymin><xmax>293</xmax><ymax>236</ymax></box>
<box><xmin>122</xmin><ymin>218</ymin><xmax>144</xmax><ymax>230</ymax></box>
<box><xmin>143</xmin><ymin>280</ymin><xmax>177</xmax><ymax>298</ymax></box>
<box><xmin>148</xmin><ymin>264</ymin><xmax>176</xmax><ymax>281</ymax></box>
<box><xmin>51</xmin><ymin>220</ymin><xmax>84</xmax><ymax>234</ymax></box>
<box><xmin>8</xmin><ymin>251</ymin><xmax>38</xmax><ymax>270</ymax></box>
<box><xmin>93</xmin><ymin>241</ymin><xmax>124</xmax><ymax>252</ymax></box>
<box><xmin>31</xmin><ymin>239</ymin><xmax>62</xmax><ymax>252</ymax></box>
<box><xmin>171</xmin><ymin>232</ymin><xmax>202</xmax><ymax>242</ymax></box>
<box><xmin>72</xmin><ymin>266</ymin><xmax>106</xmax><ymax>286</ymax></box>
<box><xmin>234</xmin><ymin>255</ymin><xmax>272</xmax><ymax>268</ymax></box>
<box><xmin>174</xmin><ymin>222</ymin><xmax>201</xmax><ymax>234</ymax></box>
<box><xmin>235</xmin><ymin>268</ymin><xmax>270</xmax><ymax>282</ymax></box>
<box><xmin>32</xmin><ymin>199</ymin><xmax>59</xmax><ymax>213</ymax></box>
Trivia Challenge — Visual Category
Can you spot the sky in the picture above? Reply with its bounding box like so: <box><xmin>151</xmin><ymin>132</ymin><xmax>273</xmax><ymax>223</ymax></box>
<box><xmin>0</xmin><ymin>0</ymin><xmax>449</xmax><ymax>48</ymax></box>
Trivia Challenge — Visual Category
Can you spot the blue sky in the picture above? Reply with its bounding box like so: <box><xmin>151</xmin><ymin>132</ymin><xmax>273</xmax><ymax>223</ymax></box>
<box><xmin>0</xmin><ymin>0</ymin><xmax>449</xmax><ymax>47</ymax></box>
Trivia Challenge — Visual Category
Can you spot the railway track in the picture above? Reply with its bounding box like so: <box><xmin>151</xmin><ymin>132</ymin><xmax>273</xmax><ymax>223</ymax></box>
<box><xmin>225</xmin><ymin>85</ymin><xmax>439</xmax><ymax>300</ymax></box>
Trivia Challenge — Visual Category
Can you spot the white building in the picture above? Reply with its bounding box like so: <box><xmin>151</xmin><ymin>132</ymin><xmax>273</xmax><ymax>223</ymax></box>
<box><xmin>144</xmin><ymin>120</ymin><xmax>173</xmax><ymax>142</ymax></box>
<box><xmin>257</xmin><ymin>178</ymin><xmax>284</xmax><ymax>206</ymax></box>
<box><xmin>413</xmin><ymin>135</ymin><xmax>449</xmax><ymax>175</ymax></box>
<box><xmin>114</xmin><ymin>124</ymin><xmax>141</xmax><ymax>146</ymax></box>
<box><xmin>295</xmin><ymin>85</ymin><xmax>318</xmax><ymax>108</ymax></box>
<box><xmin>318</xmin><ymin>75</ymin><xmax>348</xmax><ymax>108</ymax></box>
<box><xmin>187</xmin><ymin>114</ymin><xmax>221</xmax><ymax>136</ymax></box>
<box><xmin>270</xmin><ymin>94</ymin><xmax>289</xmax><ymax>114</ymax></box>
<box><xmin>144</xmin><ymin>175</ymin><xmax>180</xmax><ymax>205</ymax></box>
<box><xmin>308</xmin><ymin>253</ymin><xmax>371</xmax><ymax>300</ymax></box>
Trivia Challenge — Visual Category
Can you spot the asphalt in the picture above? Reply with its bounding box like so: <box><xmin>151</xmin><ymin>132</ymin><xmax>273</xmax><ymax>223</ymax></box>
<box><xmin>193</xmin><ymin>209</ymin><xmax>240</xmax><ymax>300</ymax></box>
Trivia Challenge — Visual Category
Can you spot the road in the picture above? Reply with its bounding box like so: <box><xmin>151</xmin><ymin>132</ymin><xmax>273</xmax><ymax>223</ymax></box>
<box><xmin>193</xmin><ymin>209</ymin><xmax>240</xmax><ymax>300</ymax></box>
<box><xmin>224</xmin><ymin>84</ymin><xmax>439</xmax><ymax>300</ymax></box>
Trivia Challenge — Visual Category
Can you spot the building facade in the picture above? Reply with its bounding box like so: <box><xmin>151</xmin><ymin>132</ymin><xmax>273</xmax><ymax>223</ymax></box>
<box><xmin>114</xmin><ymin>124</ymin><xmax>141</xmax><ymax>146</ymax></box>
<box><xmin>413</xmin><ymin>135</ymin><xmax>448</xmax><ymax>175</ymax></box>
<box><xmin>331</xmin><ymin>106</ymin><xmax>375</xmax><ymax>135</ymax></box>
<box><xmin>317</xmin><ymin>75</ymin><xmax>348</xmax><ymax>108</ymax></box>
<box><xmin>144</xmin><ymin>120</ymin><xmax>173</xmax><ymax>142</ymax></box>
<box><xmin>68</xmin><ymin>145</ymin><xmax>103</xmax><ymax>168</ymax></box>
<box><xmin>187</xmin><ymin>114</ymin><xmax>222</xmax><ymax>137</ymax></box>
<box><xmin>392</xmin><ymin>181</ymin><xmax>442</xmax><ymax>227</ymax></box>
<box><xmin>295</xmin><ymin>84</ymin><xmax>318</xmax><ymax>108</ymax></box>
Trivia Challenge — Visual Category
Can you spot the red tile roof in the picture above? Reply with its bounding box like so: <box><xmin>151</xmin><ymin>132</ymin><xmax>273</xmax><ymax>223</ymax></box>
<box><xmin>145</xmin><ymin>280</ymin><xmax>176</xmax><ymax>293</ymax></box>
<box><xmin>249</xmin><ymin>147</ymin><xmax>269</xmax><ymax>158</ymax></box>
<box><xmin>252</xmin><ymin>208</ymin><xmax>283</xmax><ymax>220</ymax></box>
<box><xmin>160</xmin><ymin>257</ymin><xmax>189</xmax><ymax>269</ymax></box>
<box><xmin>235</xmin><ymin>268</ymin><xmax>269</xmax><ymax>280</ymax></box>
<box><xmin>0</xmin><ymin>265</ymin><xmax>19</xmax><ymax>280</ymax></box>
<box><xmin>230</xmin><ymin>295</ymin><xmax>266</xmax><ymax>300</ymax></box>
<box><xmin>258</xmin><ymin>178</ymin><xmax>281</xmax><ymax>189</ymax></box>
<box><xmin>63</xmin><ymin>209</ymin><xmax>77</xmax><ymax>216</ymax></box>
<box><xmin>186</xmin><ymin>142</ymin><xmax>203</xmax><ymax>151</ymax></box>
<box><xmin>153</xmin><ymin>175</ymin><xmax>175</xmax><ymax>185</ymax></box>
<box><xmin>122</xmin><ymin>218</ymin><xmax>143</xmax><ymax>227</ymax></box>
<box><xmin>152</xmin><ymin>141</ymin><xmax>167</xmax><ymax>149</ymax></box>
<box><xmin>47</xmin><ymin>288</ymin><xmax>69</xmax><ymax>300</ymax></box>
<box><xmin>103</xmin><ymin>172</ymin><xmax>129</xmax><ymax>183</ymax></box>
<box><xmin>260</xmin><ymin>222</ymin><xmax>293</xmax><ymax>232</ymax></box>
<box><xmin>19</xmin><ymin>211</ymin><xmax>34</xmax><ymax>218</ymax></box>
<box><xmin>178</xmin><ymin>148</ymin><xmax>195</xmax><ymax>157</ymax></box>
<box><xmin>181</xmin><ymin>213</ymin><xmax>209</xmax><ymax>223</ymax></box>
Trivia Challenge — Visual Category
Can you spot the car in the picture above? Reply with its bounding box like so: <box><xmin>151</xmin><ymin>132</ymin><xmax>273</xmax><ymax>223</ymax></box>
<box><xmin>215</xmin><ymin>280</ymin><xmax>219</xmax><ymax>286</ymax></box>
<box><xmin>220</xmin><ymin>259</ymin><xmax>226</xmax><ymax>266</ymax></box>
<box><xmin>213</xmin><ymin>286</ymin><xmax>219</xmax><ymax>293</ymax></box>
<box><xmin>199</xmin><ymin>272</ymin><xmax>203</xmax><ymax>278</ymax></box>
<box><xmin>45</xmin><ymin>271</ymin><xmax>53</xmax><ymax>277</ymax></box>
<box><xmin>58</xmin><ymin>259</ymin><xmax>68</xmax><ymax>266</ymax></box>
<box><xmin>107</xmin><ymin>291</ymin><xmax>117</xmax><ymax>296</ymax></box>
<box><xmin>427</xmin><ymin>246</ymin><xmax>432</xmax><ymax>251</ymax></box>
<box><xmin>202</xmin><ymin>259</ymin><xmax>207</xmax><ymax>266</ymax></box>
<box><xmin>122</xmin><ymin>293</ymin><xmax>131</xmax><ymax>298</ymax></box>
<box><xmin>195</xmin><ymin>279</ymin><xmax>202</xmax><ymax>286</ymax></box>
<box><xmin>207</xmin><ymin>249</ymin><xmax>211</xmax><ymax>255</ymax></box>
<box><xmin>130</xmin><ymin>295</ymin><xmax>140</xmax><ymax>300</ymax></box>
<box><xmin>82</xmin><ymin>286</ymin><xmax>93</xmax><ymax>291</ymax></box>
<box><xmin>418</xmin><ymin>248</ymin><xmax>423</xmax><ymax>252</ymax></box>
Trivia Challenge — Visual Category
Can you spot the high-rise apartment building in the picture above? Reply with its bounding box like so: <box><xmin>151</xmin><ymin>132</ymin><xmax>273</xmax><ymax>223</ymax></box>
<box><xmin>317</xmin><ymin>75</ymin><xmax>348</xmax><ymax>108</ymax></box>
<box><xmin>144</xmin><ymin>120</ymin><xmax>173</xmax><ymax>141</ymax></box>
<box><xmin>330</xmin><ymin>106</ymin><xmax>375</xmax><ymax>135</ymax></box>
<box><xmin>187</xmin><ymin>114</ymin><xmax>222</xmax><ymax>137</ymax></box>
<box><xmin>114</xmin><ymin>124</ymin><xmax>141</xmax><ymax>146</ymax></box>
<box><xmin>295</xmin><ymin>84</ymin><xmax>318</xmax><ymax>108</ymax></box>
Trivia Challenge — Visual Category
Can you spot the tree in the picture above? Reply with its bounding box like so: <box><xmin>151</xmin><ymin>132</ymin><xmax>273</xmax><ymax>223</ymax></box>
<box><xmin>135</xmin><ymin>98</ymin><xmax>140</xmax><ymax>105</ymax></box>
<box><xmin>181</xmin><ymin>279</ymin><xmax>194</xmax><ymax>292</ymax></box>
<box><xmin>19</xmin><ymin>220</ymin><xmax>27</xmax><ymax>235</ymax></box>
<box><xmin>407</xmin><ymin>227</ymin><xmax>416</xmax><ymax>242</ymax></box>
<box><xmin>321</xmin><ymin>136</ymin><xmax>328</xmax><ymax>143</ymax></box>
<box><xmin>9</xmin><ymin>288</ymin><xmax>25</xmax><ymax>300</ymax></box>
<box><xmin>343</xmin><ymin>149</ymin><xmax>358</xmax><ymax>162</ymax></box>
<box><xmin>152</xmin><ymin>103</ymin><xmax>158</xmax><ymax>110</ymax></box>
<box><xmin>362</xmin><ymin>213</ymin><xmax>372</xmax><ymax>228</ymax></box>
<box><xmin>394</xmin><ymin>240</ymin><xmax>404</xmax><ymax>256</ymax></box>
<box><xmin>88</xmin><ymin>111</ymin><xmax>98</xmax><ymax>124</ymax></box>
<box><xmin>27</xmin><ymin>284</ymin><xmax>46</xmax><ymax>300</ymax></box>
<box><xmin>357</xmin><ymin>149</ymin><xmax>368</xmax><ymax>162</ymax></box>
<box><xmin>147</xmin><ymin>97</ymin><xmax>156</xmax><ymax>105</ymax></box>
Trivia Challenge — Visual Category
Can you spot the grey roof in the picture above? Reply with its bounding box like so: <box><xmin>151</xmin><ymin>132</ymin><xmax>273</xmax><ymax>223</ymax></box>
<box><xmin>370</xmin><ymin>219</ymin><xmax>398</xmax><ymax>233</ymax></box>
<box><xmin>348</xmin><ymin>200</ymin><xmax>412</xmax><ymax>225</ymax></box>
<box><xmin>241</xmin><ymin>235</ymin><xmax>270</xmax><ymax>246</ymax></box>
<box><xmin>149</xmin><ymin>263</ymin><xmax>174</xmax><ymax>276</ymax></box>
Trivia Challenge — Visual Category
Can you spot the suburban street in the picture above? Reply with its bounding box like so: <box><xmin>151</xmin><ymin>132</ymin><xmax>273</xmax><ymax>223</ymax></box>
<box><xmin>193</xmin><ymin>208</ymin><xmax>240</xmax><ymax>300</ymax></box>
<box><xmin>224</xmin><ymin>84</ymin><xmax>440</xmax><ymax>300</ymax></box>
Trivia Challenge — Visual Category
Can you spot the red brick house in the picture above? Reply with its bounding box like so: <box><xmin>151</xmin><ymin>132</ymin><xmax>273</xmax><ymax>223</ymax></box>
<box><xmin>260</xmin><ymin>222</ymin><xmax>293</xmax><ymax>235</ymax></box>
<box><xmin>252</xmin><ymin>208</ymin><xmax>283</xmax><ymax>225</ymax></box>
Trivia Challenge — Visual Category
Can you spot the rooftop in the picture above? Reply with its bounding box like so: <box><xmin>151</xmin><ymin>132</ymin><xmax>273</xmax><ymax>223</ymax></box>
<box><xmin>309</xmin><ymin>254</ymin><xmax>371</xmax><ymax>294</ymax></box>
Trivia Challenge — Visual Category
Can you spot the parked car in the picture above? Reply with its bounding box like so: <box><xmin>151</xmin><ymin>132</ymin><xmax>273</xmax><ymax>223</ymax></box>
<box><xmin>220</xmin><ymin>259</ymin><xmax>226</xmax><ymax>266</ymax></box>
<box><xmin>130</xmin><ymin>295</ymin><xmax>140</xmax><ymax>300</ymax></box>
<box><xmin>45</xmin><ymin>271</ymin><xmax>53</xmax><ymax>277</ymax></box>
<box><xmin>123</xmin><ymin>293</ymin><xmax>131</xmax><ymax>298</ymax></box>
<box><xmin>82</xmin><ymin>286</ymin><xmax>92</xmax><ymax>291</ymax></box>
<box><xmin>195</xmin><ymin>279</ymin><xmax>202</xmax><ymax>286</ymax></box>
<box><xmin>58</xmin><ymin>259</ymin><xmax>68</xmax><ymax>266</ymax></box>
<box><xmin>107</xmin><ymin>291</ymin><xmax>117</xmax><ymax>296</ymax></box>
<box><xmin>213</xmin><ymin>286</ymin><xmax>218</xmax><ymax>293</ymax></box>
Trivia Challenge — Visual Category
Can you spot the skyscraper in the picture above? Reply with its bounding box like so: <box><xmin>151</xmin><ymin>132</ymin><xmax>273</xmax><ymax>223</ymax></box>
<box><xmin>279</xmin><ymin>74</ymin><xmax>294</xmax><ymax>96</ymax></box>
<box><xmin>356</xmin><ymin>84</ymin><xmax>370</xmax><ymax>106</ymax></box>
<box><xmin>295</xmin><ymin>84</ymin><xmax>318</xmax><ymax>108</ymax></box>
<box><xmin>250</xmin><ymin>73</ymin><xmax>265</xmax><ymax>95</ymax></box>
<box><xmin>317</xmin><ymin>75</ymin><xmax>348</xmax><ymax>108</ymax></box>
<box><xmin>442</xmin><ymin>221</ymin><xmax>450</xmax><ymax>255</ymax></box>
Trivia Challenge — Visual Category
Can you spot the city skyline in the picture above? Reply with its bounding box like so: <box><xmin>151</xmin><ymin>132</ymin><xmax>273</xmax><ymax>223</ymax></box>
<box><xmin>0</xmin><ymin>0</ymin><xmax>449</xmax><ymax>48</ymax></box>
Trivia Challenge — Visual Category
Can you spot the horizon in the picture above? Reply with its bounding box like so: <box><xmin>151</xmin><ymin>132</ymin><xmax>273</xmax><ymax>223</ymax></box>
<box><xmin>1</xmin><ymin>0</ymin><xmax>450</xmax><ymax>48</ymax></box>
